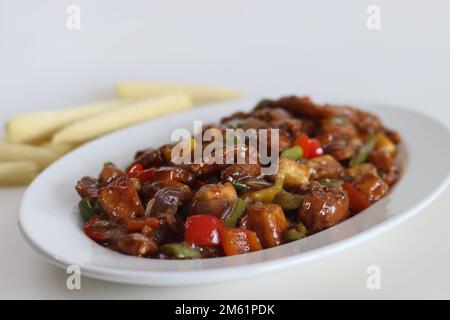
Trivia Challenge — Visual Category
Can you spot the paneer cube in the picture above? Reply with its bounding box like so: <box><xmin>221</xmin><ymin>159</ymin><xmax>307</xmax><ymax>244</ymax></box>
<box><xmin>277</xmin><ymin>157</ymin><xmax>310</xmax><ymax>189</ymax></box>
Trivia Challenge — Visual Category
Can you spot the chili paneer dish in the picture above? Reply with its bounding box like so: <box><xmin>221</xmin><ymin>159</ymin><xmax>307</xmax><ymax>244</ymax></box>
<box><xmin>76</xmin><ymin>96</ymin><xmax>401</xmax><ymax>259</ymax></box>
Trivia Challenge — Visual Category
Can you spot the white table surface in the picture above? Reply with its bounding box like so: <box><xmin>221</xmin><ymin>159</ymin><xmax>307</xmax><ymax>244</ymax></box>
<box><xmin>1</xmin><ymin>0</ymin><xmax>449</xmax><ymax>299</ymax></box>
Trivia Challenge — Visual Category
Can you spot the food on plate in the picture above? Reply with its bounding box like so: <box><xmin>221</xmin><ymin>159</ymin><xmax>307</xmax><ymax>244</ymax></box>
<box><xmin>75</xmin><ymin>95</ymin><xmax>401</xmax><ymax>259</ymax></box>
<box><xmin>5</xmin><ymin>100</ymin><xmax>127</xmax><ymax>143</ymax></box>
<box><xmin>116</xmin><ymin>81</ymin><xmax>244</xmax><ymax>105</ymax></box>
<box><xmin>0</xmin><ymin>161</ymin><xmax>39</xmax><ymax>186</ymax></box>
<box><xmin>52</xmin><ymin>94</ymin><xmax>192</xmax><ymax>145</ymax></box>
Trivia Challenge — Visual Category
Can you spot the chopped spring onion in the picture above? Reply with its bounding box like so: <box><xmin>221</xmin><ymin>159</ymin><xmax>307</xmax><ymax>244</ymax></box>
<box><xmin>349</xmin><ymin>136</ymin><xmax>376</xmax><ymax>167</ymax></box>
<box><xmin>285</xmin><ymin>223</ymin><xmax>307</xmax><ymax>242</ymax></box>
<box><xmin>79</xmin><ymin>198</ymin><xmax>108</xmax><ymax>221</ymax></box>
<box><xmin>274</xmin><ymin>190</ymin><xmax>304</xmax><ymax>210</ymax></box>
<box><xmin>231</xmin><ymin>180</ymin><xmax>250</xmax><ymax>192</ymax></box>
<box><xmin>318</xmin><ymin>179</ymin><xmax>344</xmax><ymax>189</ymax></box>
<box><xmin>224</xmin><ymin>198</ymin><xmax>247</xmax><ymax>227</ymax></box>
<box><xmin>281</xmin><ymin>146</ymin><xmax>303</xmax><ymax>160</ymax></box>
<box><xmin>253</xmin><ymin>99</ymin><xmax>273</xmax><ymax>111</ymax></box>
<box><xmin>158</xmin><ymin>243</ymin><xmax>201</xmax><ymax>259</ymax></box>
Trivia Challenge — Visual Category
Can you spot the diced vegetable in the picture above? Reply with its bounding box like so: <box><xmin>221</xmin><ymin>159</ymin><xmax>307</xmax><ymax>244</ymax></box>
<box><xmin>297</xmin><ymin>134</ymin><xmax>310</xmax><ymax>158</ymax></box>
<box><xmin>130</xmin><ymin>178</ymin><xmax>141</xmax><ymax>192</ymax></box>
<box><xmin>317</xmin><ymin>178</ymin><xmax>344</xmax><ymax>189</ymax></box>
<box><xmin>79</xmin><ymin>198</ymin><xmax>108</xmax><ymax>221</ymax></box>
<box><xmin>185</xmin><ymin>215</ymin><xmax>224</xmax><ymax>246</ymax></box>
<box><xmin>224</xmin><ymin>198</ymin><xmax>247</xmax><ymax>227</ymax></box>
<box><xmin>308</xmin><ymin>139</ymin><xmax>323</xmax><ymax>158</ymax></box>
<box><xmin>274</xmin><ymin>190</ymin><xmax>304</xmax><ymax>210</ymax></box>
<box><xmin>125</xmin><ymin>217</ymin><xmax>159</xmax><ymax>232</ymax></box>
<box><xmin>342</xmin><ymin>182</ymin><xmax>370</xmax><ymax>214</ymax></box>
<box><xmin>251</xmin><ymin>176</ymin><xmax>283</xmax><ymax>203</ymax></box>
<box><xmin>243</xmin><ymin>178</ymin><xmax>273</xmax><ymax>190</ymax></box>
<box><xmin>277</xmin><ymin>157</ymin><xmax>310</xmax><ymax>189</ymax></box>
<box><xmin>158</xmin><ymin>243</ymin><xmax>201</xmax><ymax>259</ymax></box>
<box><xmin>375</xmin><ymin>133</ymin><xmax>396</xmax><ymax>156</ymax></box>
<box><xmin>231</xmin><ymin>180</ymin><xmax>249</xmax><ymax>192</ymax></box>
<box><xmin>347</xmin><ymin>163</ymin><xmax>378</xmax><ymax>178</ymax></box>
<box><xmin>136</xmin><ymin>168</ymin><xmax>156</xmax><ymax>184</ymax></box>
<box><xmin>130</xmin><ymin>178</ymin><xmax>141</xmax><ymax>191</ymax></box>
<box><xmin>349</xmin><ymin>135</ymin><xmax>376</xmax><ymax>167</ymax></box>
<box><xmin>127</xmin><ymin>163</ymin><xmax>143</xmax><ymax>178</ymax></box>
<box><xmin>281</xmin><ymin>146</ymin><xmax>303</xmax><ymax>160</ymax></box>
<box><xmin>252</xmin><ymin>185</ymin><xmax>281</xmax><ymax>203</ymax></box>
<box><xmin>295</xmin><ymin>133</ymin><xmax>323</xmax><ymax>159</ymax></box>
<box><xmin>285</xmin><ymin>223</ymin><xmax>307</xmax><ymax>242</ymax></box>
<box><xmin>220</xmin><ymin>227</ymin><xmax>262</xmax><ymax>256</ymax></box>
<box><xmin>144</xmin><ymin>198</ymin><xmax>155</xmax><ymax>216</ymax></box>
<box><xmin>190</xmin><ymin>183</ymin><xmax>238</xmax><ymax>217</ymax></box>
<box><xmin>192</xmin><ymin>182</ymin><xmax>237</xmax><ymax>204</ymax></box>
<box><xmin>189</xmin><ymin>199</ymin><xmax>228</xmax><ymax>217</ymax></box>
<box><xmin>79</xmin><ymin>199</ymin><xmax>97</xmax><ymax>221</ymax></box>
<box><xmin>253</xmin><ymin>99</ymin><xmax>273</xmax><ymax>111</ymax></box>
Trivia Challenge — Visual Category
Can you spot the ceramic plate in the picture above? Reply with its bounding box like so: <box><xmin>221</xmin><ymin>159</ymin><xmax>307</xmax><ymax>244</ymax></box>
<box><xmin>18</xmin><ymin>99</ymin><xmax>450</xmax><ymax>286</ymax></box>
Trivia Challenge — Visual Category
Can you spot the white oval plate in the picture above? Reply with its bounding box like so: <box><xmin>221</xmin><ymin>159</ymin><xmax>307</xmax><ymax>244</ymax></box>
<box><xmin>18</xmin><ymin>99</ymin><xmax>450</xmax><ymax>286</ymax></box>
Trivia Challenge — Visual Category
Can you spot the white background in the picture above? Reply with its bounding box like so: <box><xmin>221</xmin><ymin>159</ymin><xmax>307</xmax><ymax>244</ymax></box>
<box><xmin>0</xmin><ymin>0</ymin><xmax>449</xmax><ymax>299</ymax></box>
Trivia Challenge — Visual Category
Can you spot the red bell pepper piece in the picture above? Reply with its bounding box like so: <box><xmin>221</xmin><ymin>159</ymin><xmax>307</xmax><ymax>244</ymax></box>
<box><xmin>297</xmin><ymin>134</ymin><xmax>310</xmax><ymax>159</ymax></box>
<box><xmin>127</xmin><ymin>163</ymin><xmax>143</xmax><ymax>178</ymax></box>
<box><xmin>185</xmin><ymin>215</ymin><xmax>224</xmax><ymax>246</ymax></box>
<box><xmin>342</xmin><ymin>182</ymin><xmax>370</xmax><ymax>214</ymax></box>
<box><xmin>136</xmin><ymin>168</ymin><xmax>156</xmax><ymax>184</ymax></box>
<box><xmin>295</xmin><ymin>134</ymin><xmax>323</xmax><ymax>159</ymax></box>
<box><xmin>308</xmin><ymin>138</ymin><xmax>323</xmax><ymax>158</ymax></box>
